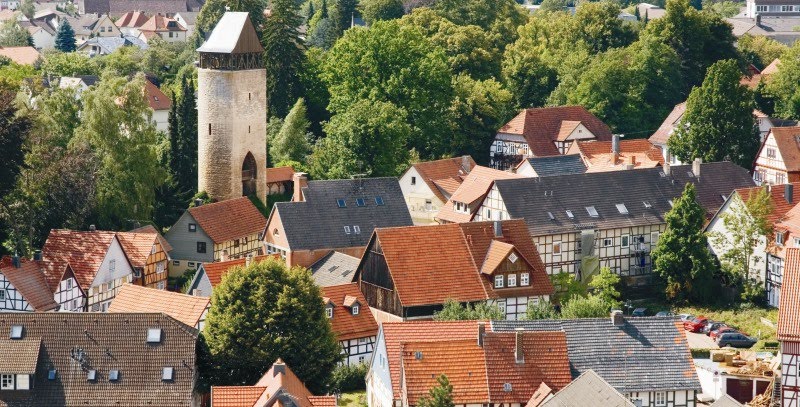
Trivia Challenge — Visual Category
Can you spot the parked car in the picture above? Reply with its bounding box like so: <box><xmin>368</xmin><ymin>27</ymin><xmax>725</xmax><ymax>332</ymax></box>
<box><xmin>632</xmin><ymin>308</ymin><xmax>647</xmax><ymax>317</ymax></box>
<box><xmin>684</xmin><ymin>316</ymin><xmax>709</xmax><ymax>332</ymax></box>
<box><xmin>679</xmin><ymin>313</ymin><xmax>694</xmax><ymax>322</ymax></box>
<box><xmin>704</xmin><ymin>322</ymin><xmax>727</xmax><ymax>335</ymax></box>
<box><xmin>710</xmin><ymin>327</ymin><xmax>737</xmax><ymax>341</ymax></box>
<box><xmin>716</xmin><ymin>332</ymin><xmax>757</xmax><ymax>348</ymax></box>
<box><xmin>656</xmin><ymin>311</ymin><xmax>674</xmax><ymax>317</ymax></box>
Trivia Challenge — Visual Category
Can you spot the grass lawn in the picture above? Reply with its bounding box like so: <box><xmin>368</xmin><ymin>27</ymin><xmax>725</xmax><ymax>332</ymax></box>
<box><xmin>340</xmin><ymin>391</ymin><xmax>366</xmax><ymax>407</ymax></box>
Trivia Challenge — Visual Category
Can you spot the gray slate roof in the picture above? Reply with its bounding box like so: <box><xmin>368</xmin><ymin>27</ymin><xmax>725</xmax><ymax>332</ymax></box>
<box><xmin>492</xmin><ymin>317</ymin><xmax>701</xmax><ymax>394</ymax></box>
<box><xmin>78</xmin><ymin>36</ymin><xmax>148</xmax><ymax>54</ymax></box>
<box><xmin>271</xmin><ymin>177</ymin><xmax>413</xmax><ymax>251</ymax></box>
<box><xmin>494</xmin><ymin>162</ymin><xmax>755</xmax><ymax>236</ymax></box>
<box><xmin>523</xmin><ymin>154</ymin><xmax>587</xmax><ymax>177</ymax></box>
<box><xmin>541</xmin><ymin>370</ymin><xmax>633</xmax><ymax>407</ymax></box>
<box><xmin>310</xmin><ymin>251</ymin><xmax>360</xmax><ymax>287</ymax></box>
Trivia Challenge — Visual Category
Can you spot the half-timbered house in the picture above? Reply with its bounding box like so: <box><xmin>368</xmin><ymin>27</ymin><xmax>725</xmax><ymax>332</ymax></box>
<box><xmin>473</xmin><ymin>161</ymin><xmax>755</xmax><ymax>285</ymax></box>
<box><xmin>117</xmin><ymin>226</ymin><xmax>172</xmax><ymax>290</ymax></box>
<box><xmin>356</xmin><ymin>219</ymin><xmax>553</xmax><ymax>320</ymax></box>
<box><xmin>0</xmin><ymin>257</ymin><xmax>59</xmax><ymax>312</ymax></box>
<box><xmin>164</xmin><ymin>197</ymin><xmax>266</xmax><ymax>276</ymax></box>
<box><xmin>42</xmin><ymin>229</ymin><xmax>135</xmax><ymax>312</ymax></box>
<box><xmin>435</xmin><ymin>166</ymin><xmax>523</xmax><ymax>224</ymax></box>
<box><xmin>320</xmin><ymin>283</ymin><xmax>379</xmax><ymax>366</ymax></box>
<box><xmin>263</xmin><ymin>177</ymin><xmax>413</xmax><ymax>268</ymax></box>
<box><xmin>753</xmin><ymin>126</ymin><xmax>800</xmax><ymax>186</ymax></box>
<box><xmin>779</xmin><ymin>248</ymin><xmax>800</xmax><ymax>407</ymax></box>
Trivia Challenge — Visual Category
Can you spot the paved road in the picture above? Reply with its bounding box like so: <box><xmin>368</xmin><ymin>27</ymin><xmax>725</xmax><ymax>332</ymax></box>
<box><xmin>684</xmin><ymin>331</ymin><xmax>719</xmax><ymax>349</ymax></box>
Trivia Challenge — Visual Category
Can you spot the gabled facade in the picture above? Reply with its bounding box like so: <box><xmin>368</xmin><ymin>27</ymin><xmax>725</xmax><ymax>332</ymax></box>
<box><xmin>779</xmin><ymin>248</ymin><xmax>800</xmax><ymax>407</ymax></box>
<box><xmin>117</xmin><ymin>226</ymin><xmax>171</xmax><ymax>290</ymax></box>
<box><xmin>435</xmin><ymin>166</ymin><xmax>523</xmax><ymax>224</ymax></box>
<box><xmin>115</xmin><ymin>11</ymin><xmax>148</xmax><ymax>36</ymax></box>
<box><xmin>321</xmin><ymin>283</ymin><xmax>379</xmax><ymax>365</ymax></box>
<box><xmin>144</xmin><ymin>79</ymin><xmax>171</xmax><ymax>133</ymax></box>
<box><xmin>0</xmin><ymin>258</ymin><xmax>59</xmax><ymax>312</ymax></box>
<box><xmin>398</xmin><ymin>156</ymin><xmax>475</xmax><ymax>224</ymax></box>
<box><xmin>0</xmin><ymin>312</ymin><xmax>199</xmax><ymax>406</ymax></box>
<box><xmin>475</xmin><ymin>162</ymin><xmax>755</xmax><ymax>283</ymax></box>
<box><xmin>490</xmin><ymin>106</ymin><xmax>613</xmax><ymax>170</ymax></box>
<box><xmin>753</xmin><ymin>126</ymin><xmax>800</xmax><ymax>186</ymax></box>
<box><xmin>357</xmin><ymin>220</ymin><xmax>553</xmax><ymax>320</ymax></box>
<box><xmin>263</xmin><ymin>177</ymin><xmax>413</xmax><ymax>268</ymax></box>
<box><xmin>165</xmin><ymin>197</ymin><xmax>266</xmax><ymax>276</ymax></box>
<box><xmin>62</xmin><ymin>13</ymin><xmax>120</xmax><ymax>45</ymax></box>
<box><xmin>137</xmin><ymin>14</ymin><xmax>187</xmax><ymax>43</ymax></box>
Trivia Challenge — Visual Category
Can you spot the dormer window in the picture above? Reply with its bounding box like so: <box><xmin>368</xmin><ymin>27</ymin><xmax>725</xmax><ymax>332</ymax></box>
<box><xmin>352</xmin><ymin>304</ymin><xmax>360</xmax><ymax>315</ymax></box>
<box><xmin>375</xmin><ymin>196</ymin><xmax>385</xmax><ymax>206</ymax></box>
<box><xmin>147</xmin><ymin>328</ymin><xmax>162</xmax><ymax>344</ymax></box>
<box><xmin>87</xmin><ymin>370</ymin><xmax>97</xmax><ymax>382</ymax></box>
<box><xmin>325</xmin><ymin>307</ymin><xmax>333</xmax><ymax>319</ymax></box>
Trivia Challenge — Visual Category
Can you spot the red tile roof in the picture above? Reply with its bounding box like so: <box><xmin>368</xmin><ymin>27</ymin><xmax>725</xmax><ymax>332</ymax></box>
<box><xmin>130</xmin><ymin>224</ymin><xmax>173</xmax><ymax>252</ymax></box>
<box><xmin>0</xmin><ymin>260</ymin><xmax>59</xmax><ymax>311</ymax></box>
<box><xmin>568</xmin><ymin>139</ymin><xmax>664</xmax><ymax>173</ymax></box>
<box><xmin>763</xmin><ymin>126</ymin><xmax>800</xmax><ymax>172</ymax></box>
<box><xmin>200</xmin><ymin>255</ymin><xmax>274</xmax><ymax>288</ymax></box>
<box><xmin>144</xmin><ymin>79</ymin><xmax>171</xmax><ymax>111</ymax></box>
<box><xmin>266</xmin><ymin>166</ymin><xmax>295</xmax><ymax>183</ymax></box>
<box><xmin>410</xmin><ymin>156</ymin><xmax>476</xmax><ymax>202</ymax></box>
<box><xmin>116</xmin><ymin>231</ymin><xmax>161</xmax><ymax>268</ymax></box>
<box><xmin>762</xmin><ymin>58</ymin><xmax>781</xmax><ymax>76</ymax></box>
<box><xmin>649</xmin><ymin>102</ymin><xmax>686</xmax><ymax>145</ymax></box>
<box><xmin>735</xmin><ymin>183</ymin><xmax>800</xmax><ymax>226</ymax></box>
<box><xmin>42</xmin><ymin>229</ymin><xmax>118</xmax><ymax>290</ymax></box>
<box><xmin>321</xmin><ymin>283</ymin><xmax>378</xmax><ymax>341</ymax></box>
<box><xmin>139</xmin><ymin>14</ymin><xmax>186</xmax><ymax>32</ymax></box>
<box><xmin>372</xmin><ymin>220</ymin><xmax>552</xmax><ymax>307</ymax></box>
<box><xmin>211</xmin><ymin>359</ymin><xmax>329</xmax><ymax>407</ymax></box>
<box><xmin>308</xmin><ymin>396</ymin><xmax>337</xmax><ymax>407</ymax></box>
<box><xmin>482</xmin><ymin>331</ymin><xmax>572</xmax><ymax>402</ymax></box>
<box><xmin>436</xmin><ymin>166</ymin><xmax>521</xmax><ymax>223</ymax></box>
<box><xmin>382</xmin><ymin>320</ymin><xmax>484</xmax><ymax>400</ymax></box>
<box><xmin>779</xmin><ymin>248</ymin><xmax>800</xmax><ymax>341</ymax></box>
<box><xmin>498</xmin><ymin>106</ymin><xmax>612</xmax><ymax>157</ymax></box>
<box><xmin>188</xmin><ymin>197</ymin><xmax>267</xmax><ymax>243</ymax></box>
<box><xmin>211</xmin><ymin>386</ymin><xmax>267</xmax><ymax>407</ymax></box>
<box><xmin>401</xmin><ymin>339</ymin><xmax>490</xmax><ymax>405</ymax></box>
<box><xmin>0</xmin><ymin>46</ymin><xmax>40</xmax><ymax>65</ymax></box>
<box><xmin>254</xmin><ymin>359</ymin><xmax>316</xmax><ymax>407</ymax></box>
<box><xmin>108</xmin><ymin>284</ymin><xmax>209</xmax><ymax>327</ymax></box>
<box><xmin>117</xmin><ymin>11</ymin><xmax>149</xmax><ymax>28</ymax></box>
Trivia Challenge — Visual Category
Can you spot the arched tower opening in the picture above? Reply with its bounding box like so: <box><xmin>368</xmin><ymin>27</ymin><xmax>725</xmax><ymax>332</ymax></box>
<box><xmin>242</xmin><ymin>152</ymin><xmax>257</xmax><ymax>196</ymax></box>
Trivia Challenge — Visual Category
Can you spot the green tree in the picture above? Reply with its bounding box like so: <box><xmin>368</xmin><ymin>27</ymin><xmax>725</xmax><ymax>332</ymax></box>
<box><xmin>669</xmin><ymin>59</ymin><xmax>758</xmax><ymax>168</ymax></box>
<box><xmin>323</xmin><ymin>21</ymin><xmax>453</xmax><ymax>158</ymax></box>
<box><xmin>433</xmin><ymin>0</ymin><xmax>526</xmax><ymax>50</ymax></box>
<box><xmin>72</xmin><ymin>75</ymin><xmax>166</xmax><ymax>229</ymax></box>
<box><xmin>40</xmin><ymin>51</ymin><xmax>98</xmax><ymax>77</ymax></box>
<box><xmin>765</xmin><ymin>42</ymin><xmax>800</xmax><ymax>119</ymax></box>
<box><xmin>0</xmin><ymin>20</ymin><xmax>33</xmax><ymax>47</ymax></box>
<box><xmin>709</xmin><ymin>186</ymin><xmax>773</xmax><ymax>301</ymax></box>
<box><xmin>19</xmin><ymin>0</ymin><xmax>34</xmax><ymax>18</ymax></box>
<box><xmin>0</xmin><ymin>87</ymin><xmax>30</xmax><ymax>198</ymax></box>
<box><xmin>588</xmin><ymin>267</ymin><xmax>621</xmax><ymax>308</ymax></box>
<box><xmin>737</xmin><ymin>34</ymin><xmax>787</xmax><ymax>70</ymax></box>
<box><xmin>551</xmin><ymin>271</ymin><xmax>587</xmax><ymax>304</ymax></box>
<box><xmin>525</xmin><ymin>301</ymin><xmax>558</xmax><ymax>320</ymax></box>
<box><xmin>433</xmin><ymin>298</ymin><xmax>505</xmax><ymax>320</ymax></box>
<box><xmin>560</xmin><ymin>294</ymin><xmax>612</xmax><ymax>319</ymax></box>
<box><xmin>417</xmin><ymin>375</ymin><xmax>455</xmax><ymax>407</ymax></box>
<box><xmin>311</xmin><ymin>98</ymin><xmax>411</xmax><ymax>179</ymax></box>
<box><xmin>270</xmin><ymin>97</ymin><xmax>311</xmax><ymax>164</ymax></box>
<box><xmin>54</xmin><ymin>20</ymin><xmax>76</xmax><ymax>52</ymax></box>
<box><xmin>572</xmin><ymin>2</ymin><xmax>637</xmax><ymax>54</ymax></box>
<box><xmin>651</xmin><ymin>183</ymin><xmax>718</xmax><ymax>303</ymax></box>
<box><xmin>330</xmin><ymin>0</ymin><xmax>358</xmax><ymax>35</ymax></box>
<box><xmin>264</xmin><ymin>0</ymin><xmax>305</xmax><ymax>118</ymax></box>
<box><xmin>202</xmin><ymin>258</ymin><xmax>341</xmax><ymax>393</ymax></box>
<box><xmin>196</xmin><ymin>0</ymin><xmax>268</xmax><ymax>37</ymax></box>
<box><xmin>360</xmin><ymin>0</ymin><xmax>404</xmax><ymax>24</ymax></box>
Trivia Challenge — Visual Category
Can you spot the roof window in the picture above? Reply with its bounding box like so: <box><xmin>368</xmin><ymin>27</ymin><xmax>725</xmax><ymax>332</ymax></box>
<box><xmin>687</xmin><ymin>171</ymin><xmax>694</xmax><ymax>178</ymax></box>
<box><xmin>146</xmin><ymin>328</ymin><xmax>162</xmax><ymax>344</ymax></box>
<box><xmin>353</xmin><ymin>225</ymin><xmax>361</xmax><ymax>234</ymax></box>
<box><xmin>356</xmin><ymin>198</ymin><xmax>366</xmax><ymax>207</ymax></box>
<box><xmin>337</xmin><ymin>199</ymin><xmax>346</xmax><ymax>208</ymax></box>
<box><xmin>616</xmin><ymin>204</ymin><xmax>628</xmax><ymax>215</ymax></box>
<box><xmin>109</xmin><ymin>370</ymin><xmax>119</xmax><ymax>382</ymax></box>
<box><xmin>547</xmin><ymin>212</ymin><xmax>555</xmax><ymax>220</ymax></box>
<box><xmin>344</xmin><ymin>226</ymin><xmax>351</xmax><ymax>234</ymax></box>
<box><xmin>504</xmin><ymin>383</ymin><xmax>512</xmax><ymax>392</ymax></box>
<box><xmin>10</xmin><ymin>325</ymin><xmax>22</xmax><ymax>339</ymax></box>
<box><xmin>162</xmin><ymin>367</ymin><xmax>174</xmax><ymax>381</ymax></box>
<box><xmin>87</xmin><ymin>370</ymin><xmax>97</xmax><ymax>382</ymax></box>
<box><xmin>375</xmin><ymin>196</ymin><xmax>384</xmax><ymax>206</ymax></box>
<box><xmin>48</xmin><ymin>370</ymin><xmax>57</xmax><ymax>380</ymax></box>
<box><xmin>643</xmin><ymin>201</ymin><xmax>652</xmax><ymax>209</ymax></box>
<box><xmin>565</xmin><ymin>210</ymin><xmax>574</xmax><ymax>219</ymax></box>
<box><xmin>586</xmin><ymin>206</ymin><xmax>599</xmax><ymax>217</ymax></box>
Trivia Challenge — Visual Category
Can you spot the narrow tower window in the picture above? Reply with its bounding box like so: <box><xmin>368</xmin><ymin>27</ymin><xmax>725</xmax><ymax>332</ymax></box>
<box><xmin>208</xmin><ymin>123</ymin><xmax>211</xmax><ymax>135</ymax></box>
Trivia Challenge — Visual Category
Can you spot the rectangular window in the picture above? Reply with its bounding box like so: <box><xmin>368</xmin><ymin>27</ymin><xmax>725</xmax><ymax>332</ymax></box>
<box><xmin>356</xmin><ymin>198</ymin><xmax>366</xmax><ymax>207</ymax></box>
<box><xmin>352</xmin><ymin>304</ymin><xmax>360</xmax><ymax>315</ymax></box>
<box><xmin>106</xmin><ymin>281</ymin><xmax>113</xmax><ymax>291</ymax></box>
<box><xmin>197</xmin><ymin>242</ymin><xmax>206</xmax><ymax>253</ymax></box>
<box><xmin>654</xmin><ymin>392</ymin><xmax>666</xmax><ymax>406</ymax></box>
<box><xmin>169</xmin><ymin>31</ymin><xmax>174</xmax><ymax>38</ymax></box>
<box><xmin>651</xmin><ymin>232</ymin><xmax>660</xmax><ymax>245</ymax></box>
<box><xmin>767</xmin><ymin>148</ymin><xmax>776</xmax><ymax>158</ymax></box>
<box><xmin>353</xmin><ymin>225</ymin><xmax>361</xmax><ymax>234</ymax></box>
<box><xmin>494</xmin><ymin>275</ymin><xmax>504</xmax><ymax>288</ymax></box>
<box><xmin>157</xmin><ymin>281</ymin><xmax>165</xmax><ymax>290</ymax></box>
<box><xmin>777</xmin><ymin>232</ymin><xmax>785</xmax><ymax>245</ymax></box>
<box><xmin>16</xmin><ymin>374</ymin><xmax>29</xmax><ymax>390</ymax></box>
<box><xmin>520</xmin><ymin>273</ymin><xmax>530</xmax><ymax>286</ymax></box>
<box><xmin>0</xmin><ymin>290</ymin><xmax>5</xmax><ymax>301</ymax></box>
<box><xmin>234</xmin><ymin>239</ymin><xmax>240</xmax><ymax>248</ymax></box>
<box><xmin>1</xmin><ymin>374</ymin><xmax>13</xmax><ymax>390</ymax></box>
<box><xmin>507</xmin><ymin>274</ymin><xmax>517</xmax><ymax>287</ymax></box>
<box><xmin>344</xmin><ymin>226</ymin><xmax>351</xmax><ymax>234</ymax></box>
<box><xmin>325</xmin><ymin>307</ymin><xmax>333</xmax><ymax>318</ymax></box>
<box><xmin>208</xmin><ymin>123</ymin><xmax>211</xmax><ymax>135</ymax></box>
<box><xmin>375</xmin><ymin>197</ymin><xmax>384</xmax><ymax>205</ymax></box>
<box><xmin>188</xmin><ymin>223</ymin><xmax>196</xmax><ymax>232</ymax></box>
<box><xmin>621</xmin><ymin>235</ymin><xmax>629</xmax><ymax>247</ymax></box>
<box><xmin>586</xmin><ymin>206</ymin><xmax>599</xmax><ymax>217</ymax></box>
<box><xmin>109</xmin><ymin>259</ymin><xmax>115</xmax><ymax>273</ymax></box>
<box><xmin>173</xmin><ymin>260</ymin><xmax>180</xmax><ymax>266</ymax></box>
<box><xmin>337</xmin><ymin>199</ymin><xmax>346</xmax><ymax>208</ymax></box>
<box><xmin>553</xmin><ymin>242</ymin><xmax>562</xmax><ymax>255</ymax></box>
<box><xmin>411</xmin><ymin>176</ymin><xmax>416</xmax><ymax>185</ymax></box>
<box><xmin>777</xmin><ymin>173</ymin><xmax>787</xmax><ymax>184</ymax></box>
<box><xmin>188</xmin><ymin>262</ymin><xmax>195</xmax><ymax>267</ymax></box>
<box><xmin>603</xmin><ymin>238</ymin><xmax>613</xmax><ymax>247</ymax></box>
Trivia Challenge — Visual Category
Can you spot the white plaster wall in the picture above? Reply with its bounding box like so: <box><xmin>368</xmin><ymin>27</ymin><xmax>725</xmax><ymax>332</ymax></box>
<box><xmin>399</xmin><ymin>167</ymin><xmax>442</xmax><ymax>224</ymax></box>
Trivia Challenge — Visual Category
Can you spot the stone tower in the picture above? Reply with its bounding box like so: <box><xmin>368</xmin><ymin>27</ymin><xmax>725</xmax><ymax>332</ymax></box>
<box><xmin>196</xmin><ymin>12</ymin><xmax>267</xmax><ymax>203</ymax></box>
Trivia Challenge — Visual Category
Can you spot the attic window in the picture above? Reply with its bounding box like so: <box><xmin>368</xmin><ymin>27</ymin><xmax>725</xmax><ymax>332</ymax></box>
<box><xmin>586</xmin><ymin>206</ymin><xmax>599</xmax><ymax>217</ymax></box>
<box><xmin>162</xmin><ymin>367</ymin><xmax>174</xmax><ymax>381</ymax></box>
<box><xmin>547</xmin><ymin>212</ymin><xmax>555</xmax><ymax>220</ymax></box>
<box><xmin>87</xmin><ymin>370</ymin><xmax>97</xmax><ymax>382</ymax></box>
<box><xmin>337</xmin><ymin>199</ymin><xmax>346</xmax><ymax>208</ymax></box>
<box><xmin>9</xmin><ymin>325</ymin><xmax>22</xmax><ymax>339</ymax></box>
<box><xmin>48</xmin><ymin>370</ymin><xmax>57</xmax><ymax>380</ymax></box>
<box><xmin>616</xmin><ymin>204</ymin><xmax>628</xmax><ymax>214</ymax></box>
<box><xmin>352</xmin><ymin>304</ymin><xmax>360</xmax><ymax>315</ymax></box>
<box><xmin>503</xmin><ymin>383</ymin><xmax>512</xmax><ymax>392</ymax></box>
<box><xmin>375</xmin><ymin>196</ymin><xmax>384</xmax><ymax>206</ymax></box>
<box><xmin>154</xmin><ymin>96</ymin><xmax>159</xmax><ymax>101</ymax></box>
<box><xmin>325</xmin><ymin>307</ymin><xmax>333</xmax><ymax>319</ymax></box>
<box><xmin>356</xmin><ymin>198</ymin><xmax>366</xmax><ymax>207</ymax></box>
<box><xmin>109</xmin><ymin>370</ymin><xmax>119</xmax><ymax>382</ymax></box>
<box><xmin>687</xmin><ymin>171</ymin><xmax>694</xmax><ymax>178</ymax></box>
<box><xmin>565</xmin><ymin>210</ymin><xmax>574</xmax><ymax>219</ymax></box>
<box><xmin>344</xmin><ymin>226</ymin><xmax>351</xmax><ymax>234</ymax></box>
<box><xmin>146</xmin><ymin>328</ymin><xmax>162</xmax><ymax>344</ymax></box>
<box><xmin>508</xmin><ymin>253</ymin><xmax>518</xmax><ymax>263</ymax></box>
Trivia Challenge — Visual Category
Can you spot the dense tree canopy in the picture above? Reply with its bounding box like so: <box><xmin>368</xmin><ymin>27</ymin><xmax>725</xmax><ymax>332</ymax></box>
<box><xmin>765</xmin><ymin>41</ymin><xmax>800</xmax><ymax>120</ymax></box>
<box><xmin>0</xmin><ymin>20</ymin><xmax>33</xmax><ymax>47</ymax></box>
<box><xmin>360</xmin><ymin>0</ymin><xmax>404</xmax><ymax>24</ymax></box>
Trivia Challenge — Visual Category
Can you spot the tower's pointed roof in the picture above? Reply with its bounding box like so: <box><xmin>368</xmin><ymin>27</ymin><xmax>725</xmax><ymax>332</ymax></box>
<box><xmin>197</xmin><ymin>11</ymin><xmax>263</xmax><ymax>54</ymax></box>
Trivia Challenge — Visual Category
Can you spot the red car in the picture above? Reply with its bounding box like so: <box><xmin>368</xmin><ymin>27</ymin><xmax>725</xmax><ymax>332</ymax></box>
<box><xmin>684</xmin><ymin>316</ymin><xmax>709</xmax><ymax>332</ymax></box>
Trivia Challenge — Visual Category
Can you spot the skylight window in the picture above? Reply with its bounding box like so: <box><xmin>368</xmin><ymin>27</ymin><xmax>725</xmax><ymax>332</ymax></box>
<box><xmin>162</xmin><ymin>367</ymin><xmax>174</xmax><ymax>381</ymax></box>
<box><xmin>504</xmin><ymin>383</ymin><xmax>513</xmax><ymax>392</ymax></box>
<box><xmin>375</xmin><ymin>196</ymin><xmax>384</xmax><ymax>206</ymax></box>
<box><xmin>337</xmin><ymin>199</ymin><xmax>346</xmax><ymax>208</ymax></box>
<box><xmin>48</xmin><ymin>370</ymin><xmax>57</xmax><ymax>380</ymax></box>
<box><xmin>146</xmin><ymin>328</ymin><xmax>162</xmax><ymax>344</ymax></box>
<box><xmin>547</xmin><ymin>212</ymin><xmax>555</xmax><ymax>220</ymax></box>
<box><xmin>344</xmin><ymin>226</ymin><xmax>351</xmax><ymax>234</ymax></box>
<box><xmin>87</xmin><ymin>370</ymin><xmax>97</xmax><ymax>382</ymax></box>
<box><xmin>687</xmin><ymin>171</ymin><xmax>694</xmax><ymax>178</ymax></box>
<box><xmin>566</xmin><ymin>210</ymin><xmax>574</xmax><ymax>219</ymax></box>
<box><xmin>353</xmin><ymin>225</ymin><xmax>361</xmax><ymax>234</ymax></box>
<box><xmin>586</xmin><ymin>206</ymin><xmax>599</xmax><ymax>217</ymax></box>
<box><xmin>643</xmin><ymin>201</ymin><xmax>652</xmax><ymax>209</ymax></box>
<box><xmin>616</xmin><ymin>204</ymin><xmax>628</xmax><ymax>215</ymax></box>
<box><xmin>9</xmin><ymin>325</ymin><xmax>22</xmax><ymax>339</ymax></box>
<box><xmin>356</xmin><ymin>198</ymin><xmax>366</xmax><ymax>207</ymax></box>
<box><xmin>109</xmin><ymin>370</ymin><xmax>119</xmax><ymax>382</ymax></box>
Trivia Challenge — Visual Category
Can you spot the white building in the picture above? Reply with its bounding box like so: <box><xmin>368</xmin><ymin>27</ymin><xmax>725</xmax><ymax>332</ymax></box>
<box><xmin>398</xmin><ymin>156</ymin><xmax>475</xmax><ymax>224</ymax></box>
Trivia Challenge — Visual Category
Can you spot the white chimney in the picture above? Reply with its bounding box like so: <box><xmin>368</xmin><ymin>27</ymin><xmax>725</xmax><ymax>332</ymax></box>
<box><xmin>664</xmin><ymin>162</ymin><xmax>671</xmax><ymax>176</ymax></box>
<box><xmin>692</xmin><ymin>157</ymin><xmax>702</xmax><ymax>178</ymax></box>
<box><xmin>611</xmin><ymin>310</ymin><xmax>625</xmax><ymax>326</ymax></box>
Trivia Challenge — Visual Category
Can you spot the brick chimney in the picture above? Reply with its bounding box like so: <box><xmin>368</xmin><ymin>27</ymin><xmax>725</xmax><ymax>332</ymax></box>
<box><xmin>477</xmin><ymin>322</ymin><xmax>485</xmax><ymax>348</ymax></box>
<box><xmin>292</xmin><ymin>172</ymin><xmax>308</xmax><ymax>202</ymax></box>
<box><xmin>611</xmin><ymin>310</ymin><xmax>625</xmax><ymax>326</ymax></box>
<box><xmin>515</xmin><ymin>328</ymin><xmax>524</xmax><ymax>364</ymax></box>
<box><xmin>612</xmin><ymin>135</ymin><xmax>620</xmax><ymax>165</ymax></box>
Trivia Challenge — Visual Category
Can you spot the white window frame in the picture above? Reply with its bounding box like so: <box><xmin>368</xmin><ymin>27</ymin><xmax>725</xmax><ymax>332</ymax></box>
<box><xmin>494</xmin><ymin>275</ymin><xmax>504</xmax><ymax>288</ymax></box>
<box><xmin>654</xmin><ymin>391</ymin><xmax>666</xmax><ymax>406</ymax></box>
<box><xmin>507</xmin><ymin>274</ymin><xmax>517</xmax><ymax>287</ymax></box>
<box><xmin>603</xmin><ymin>238</ymin><xmax>613</xmax><ymax>247</ymax></box>
<box><xmin>109</xmin><ymin>259</ymin><xmax>115</xmax><ymax>273</ymax></box>
<box><xmin>1</xmin><ymin>374</ymin><xmax>13</xmax><ymax>390</ymax></box>
<box><xmin>352</xmin><ymin>305</ymin><xmax>360</xmax><ymax>315</ymax></box>
<box><xmin>621</xmin><ymin>235</ymin><xmax>629</xmax><ymax>247</ymax></box>
<box><xmin>520</xmin><ymin>273</ymin><xmax>530</xmax><ymax>286</ymax></box>
<box><xmin>325</xmin><ymin>307</ymin><xmax>333</xmax><ymax>318</ymax></box>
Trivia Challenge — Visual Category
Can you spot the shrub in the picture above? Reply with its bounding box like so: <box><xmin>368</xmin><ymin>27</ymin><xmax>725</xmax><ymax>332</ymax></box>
<box><xmin>525</xmin><ymin>301</ymin><xmax>558</xmax><ymax>320</ymax></box>
<box><xmin>331</xmin><ymin>363</ymin><xmax>369</xmax><ymax>393</ymax></box>
<box><xmin>560</xmin><ymin>294</ymin><xmax>612</xmax><ymax>319</ymax></box>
